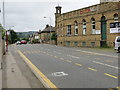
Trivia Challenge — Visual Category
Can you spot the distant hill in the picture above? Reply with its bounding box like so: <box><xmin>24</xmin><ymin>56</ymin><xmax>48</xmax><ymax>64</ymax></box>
<box><xmin>17</xmin><ymin>31</ymin><xmax>37</xmax><ymax>39</ymax></box>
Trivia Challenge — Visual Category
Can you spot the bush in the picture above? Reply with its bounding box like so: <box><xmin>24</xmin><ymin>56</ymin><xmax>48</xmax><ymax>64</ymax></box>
<box><xmin>32</xmin><ymin>39</ymin><xmax>40</xmax><ymax>44</ymax></box>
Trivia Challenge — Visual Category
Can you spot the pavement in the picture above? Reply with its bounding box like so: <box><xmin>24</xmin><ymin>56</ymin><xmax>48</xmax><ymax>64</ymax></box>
<box><xmin>1</xmin><ymin>50</ymin><xmax>45</xmax><ymax>88</ymax></box>
<box><xmin>2</xmin><ymin>51</ymin><xmax>31</xmax><ymax>88</ymax></box>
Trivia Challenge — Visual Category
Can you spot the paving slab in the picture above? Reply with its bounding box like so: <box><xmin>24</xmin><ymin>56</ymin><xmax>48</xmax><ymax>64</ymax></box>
<box><xmin>4</xmin><ymin>52</ymin><xmax>31</xmax><ymax>88</ymax></box>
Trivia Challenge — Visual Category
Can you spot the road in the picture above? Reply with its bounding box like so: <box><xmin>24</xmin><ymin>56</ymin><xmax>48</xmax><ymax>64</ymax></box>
<box><xmin>9</xmin><ymin>44</ymin><xmax>119</xmax><ymax>88</ymax></box>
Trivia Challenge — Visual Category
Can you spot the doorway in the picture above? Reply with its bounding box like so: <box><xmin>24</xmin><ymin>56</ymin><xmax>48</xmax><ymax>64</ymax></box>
<box><xmin>100</xmin><ymin>16</ymin><xmax>107</xmax><ymax>47</ymax></box>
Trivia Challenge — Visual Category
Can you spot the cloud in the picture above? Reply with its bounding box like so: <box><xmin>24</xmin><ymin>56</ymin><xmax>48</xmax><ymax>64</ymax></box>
<box><xmin>0</xmin><ymin>0</ymin><xmax>100</xmax><ymax>32</ymax></box>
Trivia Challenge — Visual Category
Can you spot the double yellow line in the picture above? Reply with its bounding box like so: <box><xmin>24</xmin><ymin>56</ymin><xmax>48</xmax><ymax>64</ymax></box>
<box><xmin>17</xmin><ymin>50</ymin><xmax>58</xmax><ymax>89</ymax></box>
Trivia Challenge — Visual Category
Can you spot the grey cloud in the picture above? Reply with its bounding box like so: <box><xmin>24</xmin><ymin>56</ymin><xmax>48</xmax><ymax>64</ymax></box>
<box><xmin>0</xmin><ymin>1</ymin><xmax>99</xmax><ymax>32</ymax></box>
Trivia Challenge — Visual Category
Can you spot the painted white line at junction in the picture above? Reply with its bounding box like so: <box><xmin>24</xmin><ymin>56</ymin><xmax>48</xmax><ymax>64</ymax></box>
<box><xmin>93</xmin><ymin>61</ymin><xmax>120</xmax><ymax>70</ymax></box>
<box><xmin>76</xmin><ymin>50</ymin><xmax>118</xmax><ymax>58</ymax></box>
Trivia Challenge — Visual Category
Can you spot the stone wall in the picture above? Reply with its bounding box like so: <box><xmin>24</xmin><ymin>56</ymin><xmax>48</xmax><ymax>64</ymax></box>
<box><xmin>56</xmin><ymin>2</ymin><xmax>120</xmax><ymax>47</ymax></box>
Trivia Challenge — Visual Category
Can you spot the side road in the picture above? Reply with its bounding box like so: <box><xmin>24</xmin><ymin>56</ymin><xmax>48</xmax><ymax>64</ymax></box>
<box><xmin>2</xmin><ymin>51</ymin><xmax>45</xmax><ymax>88</ymax></box>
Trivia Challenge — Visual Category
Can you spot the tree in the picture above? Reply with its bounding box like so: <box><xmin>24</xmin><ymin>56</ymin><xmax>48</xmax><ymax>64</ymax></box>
<box><xmin>0</xmin><ymin>24</ymin><xmax>5</xmax><ymax>39</ymax></box>
<box><xmin>8</xmin><ymin>30</ymin><xmax>18</xmax><ymax>44</ymax></box>
<box><xmin>51</xmin><ymin>32</ymin><xmax>57</xmax><ymax>40</ymax></box>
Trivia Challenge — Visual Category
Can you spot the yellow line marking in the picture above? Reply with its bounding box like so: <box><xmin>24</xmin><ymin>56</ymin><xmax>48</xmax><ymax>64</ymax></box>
<box><xmin>104</xmin><ymin>73</ymin><xmax>118</xmax><ymax>79</ymax></box>
<box><xmin>88</xmin><ymin>67</ymin><xmax>97</xmax><ymax>72</ymax></box>
<box><xmin>66</xmin><ymin>60</ymin><xmax>72</xmax><ymax>63</ymax></box>
<box><xmin>54</xmin><ymin>56</ymin><xmax>58</xmax><ymax>58</ymax></box>
<box><xmin>17</xmin><ymin>50</ymin><xmax>58</xmax><ymax>89</ymax></box>
<box><xmin>109</xmin><ymin>89</ymin><xmax>113</xmax><ymax>90</ymax></box>
<box><xmin>60</xmin><ymin>58</ymin><xmax>64</xmax><ymax>60</ymax></box>
<box><xmin>116</xmin><ymin>87</ymin><xmax>120</xmax><ymax>89</ymax></box>
<box><xmin>75</xmin><ymin>63</ymin><xmax>82</xmax><ymax>66</ymax></box>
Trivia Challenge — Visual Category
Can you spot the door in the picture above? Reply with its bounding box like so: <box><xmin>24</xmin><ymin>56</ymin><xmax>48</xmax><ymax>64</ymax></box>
<box><xmin>101</xmin><ymin>16</ymin><xmax>107</xmax><ymax>47</ymax></box>
<box><xmin>101</xmin><ymin>16</ymin><xmax>107</xmax><ymax>40</ymax></box>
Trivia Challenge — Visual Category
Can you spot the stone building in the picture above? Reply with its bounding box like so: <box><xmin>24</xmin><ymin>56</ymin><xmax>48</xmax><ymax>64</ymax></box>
<box><xmin>55</xmin><ymin>2</ymin><xmax>120</xmax><ymax>47</ymax></box>
<box><xmin>39</xmin><ymin>25</ymin><xmax>56</xmax><ymax>44</ymax></box>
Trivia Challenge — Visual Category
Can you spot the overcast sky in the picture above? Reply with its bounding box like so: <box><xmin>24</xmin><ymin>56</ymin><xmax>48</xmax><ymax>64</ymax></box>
<box><xmin>0</xmin><ymin>0</ymin><xmax>100</xmax><ymax>32</ymax></box>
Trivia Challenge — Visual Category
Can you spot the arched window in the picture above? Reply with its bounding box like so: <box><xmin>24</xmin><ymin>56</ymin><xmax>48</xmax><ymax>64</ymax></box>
<box><xmin>114</xmin><ymin>14</ymin><xmax>119</xmax><ymax>22</ymax></box>
<box><xmin>82</xmin><ymin>19</ymin><xmax>86</xmax><ymax>35</ymax></box>
<box><xmin>91</xmin><ymin>18</ymin><xmax>96</xmax><ymax>34</ymax></box>
<box><xmin>74</xmin><ymin>21</ymin><xmax>78</xmax><ymax>35</ymax></box>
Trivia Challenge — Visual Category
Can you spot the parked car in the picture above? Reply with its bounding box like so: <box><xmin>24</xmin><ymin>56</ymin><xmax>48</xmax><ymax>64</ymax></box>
<box><xmin>20</xmin><ymin>40</ymin><xmax>27</xmax><ymax>44</ymax></box>
<box><xmin>114</xmin><ymin>36</ymin><xmax>120</xmax><ymax>52</ymax></box>
<box><xmin>16</xmin><ymin>41</ymin><xmax>21</xmax><ymax>45</ymax></box>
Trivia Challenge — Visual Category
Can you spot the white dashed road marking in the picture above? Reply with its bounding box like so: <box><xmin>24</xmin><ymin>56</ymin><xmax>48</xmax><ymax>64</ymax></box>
<box><xmin>67</xmin><ymin>55</ymin><xmax>80</xmax><ymax>59</ymax></box>
<box><xmin>93</xmin><ymin>61</ymin><xmax>120</xmax><ymax>69</ymax></box>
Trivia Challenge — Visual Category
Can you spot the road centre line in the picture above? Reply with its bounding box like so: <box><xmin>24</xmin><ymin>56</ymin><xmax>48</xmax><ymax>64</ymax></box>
<box><xmin>17</xmin><ymin>50</ymin><xmax>58</xmax><ymax>88</ymax></box>
<box><xmin>87</xmin><ymin>67</ymin><xmax>97</xmax><ymax>71</ymax></box>
<box><xmin>93</xmin><ymin>61</ymin><xmax>120</xmax><ymax>69</ymax></box>
<box><xmin>75</xmin><ymin>63</ymin><xmax>82</xmax><ymax>66</ymax></box>
<box><xmin>76</xmin><ymin>50</ymin><xmax>118</xmax><ymax>58</ymax></box>
<box><xmin>19</xmin><ymin>49</ymin><xmax>118</xmax><ymax>80</ymax></box>
<box><xmin>66</xmin><ymin>60</ymin><xmax>72</xmax><ymax>63</ymax></box>
<box><xmin>54</xmin><ymin>56</ymin><xmax>58</xmax><ymax>58</ymax></box>
<box><xmin>67</xmin><ymin>55</ymin><xmax>80</xmax><ymax>59</ymax></box>
<box><xmin>104</xmin><ymin>73</ymin><xmax>118</xmax><ymax>79</ymax></box>
<box><xmin>60</xmin><ymin>58</ymin><xmax>64</xmax><ymax>60</ymax></box>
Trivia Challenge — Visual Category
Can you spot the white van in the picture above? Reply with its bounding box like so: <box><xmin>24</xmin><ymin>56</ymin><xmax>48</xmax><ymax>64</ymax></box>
<box><xmin>114</xmin><ymin>36</ymin><xmax>120</xmax><ymax>52</ymax></box>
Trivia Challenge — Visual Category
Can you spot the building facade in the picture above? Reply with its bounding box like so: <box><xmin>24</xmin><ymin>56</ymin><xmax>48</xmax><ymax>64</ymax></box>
<box><xmin>55</xmin><ymin>2</ymin><xmax>120</xmax><ymax>47</ymax></box>
<box><xmin>39</xmin><ymin>25</ymin><xmax>56</xmax><ymax>44</ymax></box>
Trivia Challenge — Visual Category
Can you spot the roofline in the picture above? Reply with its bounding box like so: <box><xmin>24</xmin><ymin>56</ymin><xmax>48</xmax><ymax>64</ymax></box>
<box><xmin>62</xmin><ymin>2</ymin><xmax>109</xmax><ymax>15</ymax></box>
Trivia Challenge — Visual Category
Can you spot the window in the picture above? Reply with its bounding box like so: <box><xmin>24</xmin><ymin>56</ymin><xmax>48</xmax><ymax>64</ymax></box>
<box><xmin>74</xmin><ymin>42</ymin><xmax>78</xmax><ymax>46</ymax></box>
<box><xmin>74</xmin><ymin>21</ymin><xmax>78</xmax><ymax>35</ymax></box>
<box><xmin>82</xmin><ymin>42</ymin><xmax>86</xmax><ymax>46</ymax></box>
<box><xmin>82</xmin><ymin>19</ymin><xmax>86</xmax><ymax>35</ymax></box>
<box><xmin>91</xmin><ymin>18</ymin><xmax>96</xmax><ymax>34</ymax></box>
<box><xmin>66</xmin><ymin>41</ymin><xmax>70</xmax><ymax>46</ymax></box>
<box><xmin>91</xmin><ymin>42</ymin><xmax>95</xmax><ymax>47</ymax></box>
<box><xmin>114</xmin><ymin>14</ymin><xmax>119</xmax><ymax>22</ymax></box>
<box><xmin>67</xmin><ymin>25</ymin><xmax>71</xmax><ymax>36</ymax></box>
<box><xmin>117</xmin><ymin>37</ymin><xmax>120</xmax><ymax>42</ymax></box>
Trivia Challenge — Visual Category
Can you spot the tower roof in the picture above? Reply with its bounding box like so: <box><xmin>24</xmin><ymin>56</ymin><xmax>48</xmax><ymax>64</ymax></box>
<box><xmin>55</xmin><ymin>5</ymin><xmax>62</xmax><ymax>8</ymax></box>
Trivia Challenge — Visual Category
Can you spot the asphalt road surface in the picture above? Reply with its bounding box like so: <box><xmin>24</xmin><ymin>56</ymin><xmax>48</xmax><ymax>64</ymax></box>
<box><xmin>9</xmin><ymin>44</ymin><xmax>119</xmax><ymax>88</ymax></box>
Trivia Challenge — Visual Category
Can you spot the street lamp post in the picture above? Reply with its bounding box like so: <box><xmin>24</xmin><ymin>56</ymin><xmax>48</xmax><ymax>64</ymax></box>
<box><xmin>44</xmin><ymin>17</ymin><xmax>52</xmax><ymax>44</ymax></box>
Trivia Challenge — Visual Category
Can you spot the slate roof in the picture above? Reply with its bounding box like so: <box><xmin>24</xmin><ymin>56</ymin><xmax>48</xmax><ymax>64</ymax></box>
<box><xmin>41</xmin><ymin>26</ymin><xmax>55</xmax><ymax>33</ymax></box>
